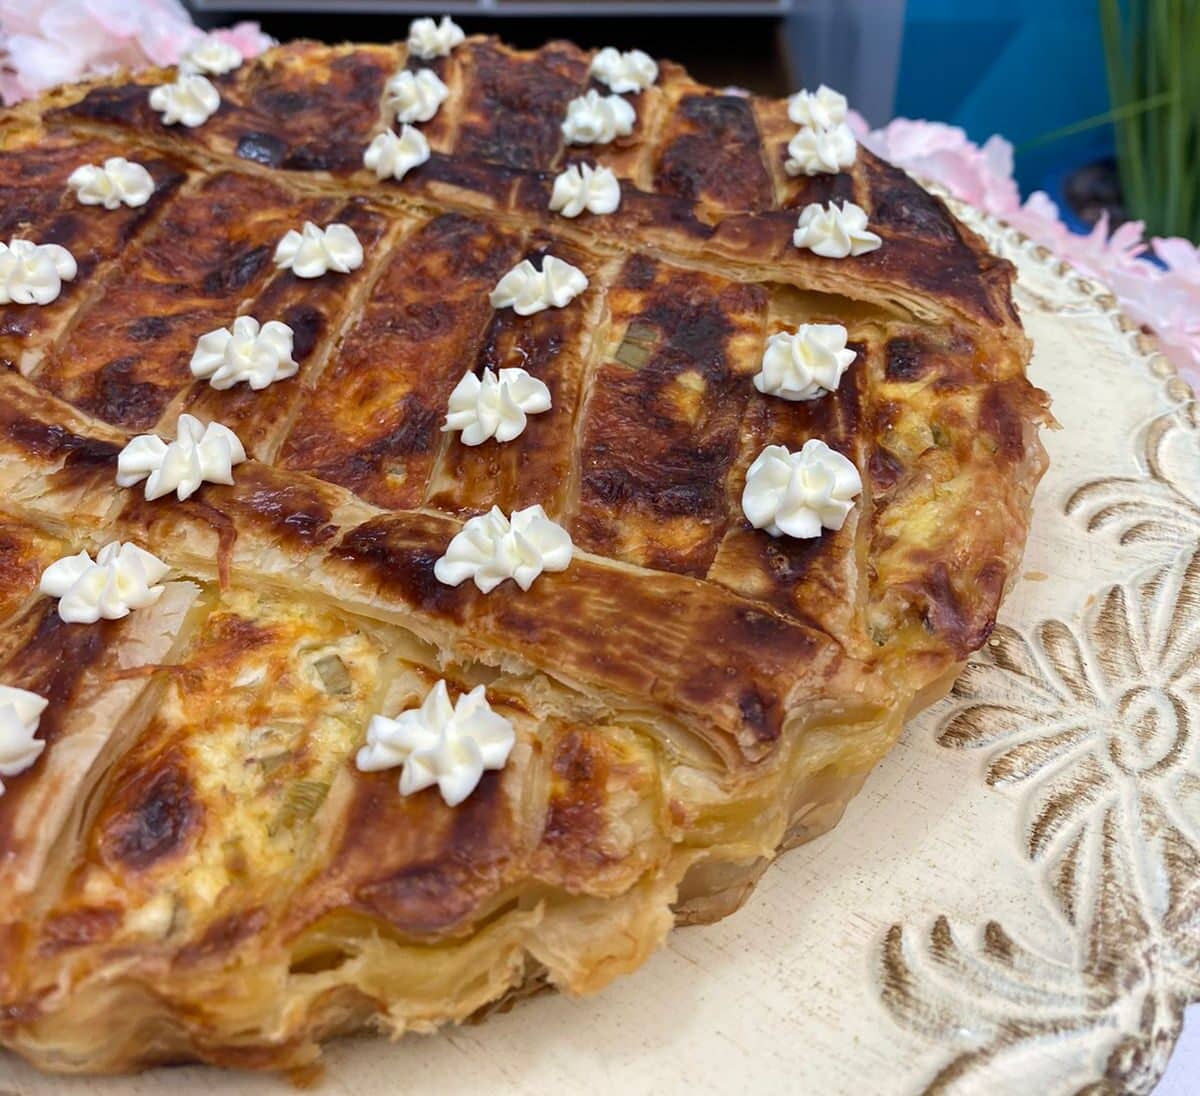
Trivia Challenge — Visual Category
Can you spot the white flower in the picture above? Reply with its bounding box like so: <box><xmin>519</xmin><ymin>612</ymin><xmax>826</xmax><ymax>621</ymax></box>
<box><xmin>40</xmin><ymin>542</ymin><xmax>170</xmax><ymax>624</ymax></box>
<box><xmin>589</xmin><ymin>47</ymin><xmax>658</xmax><ymax>93</ymax></box>
<box><xmin>753</xmin><ymin>325</ymin><xmax>857</xmax><ymax>401</ymax></box>
<box><xmin>443</xmin><ymin>367</ymin><xmax>552</xmax><ymax>446</ymax></box>
<box><xmin>0</xmin><ymin>684</ymin><xmax>47</xmax><ymax>797</ymax></box>
<box><xmin>787</xmin><ymin>84</ymin><xmax>848</xmax><ymax>129</ymax></box>
<box><xmin>116</xmin><ymin>414</ymin><xmax>247</xmax><ymax>502</ymax></box>
<box><xmin>561</xmin><ymin>89</ymin><xmax>636</xmax><ymax>146</ymax></box>
<box><xmin>0</xmin><ymin>238</ymin><xmax>77</xmax><ymax>305</ymax></box>
<box><xmin>434</xmin><ymin>505</ymin><xmax>573</xmax><ymax>593</ymax></box>
<box><xmin>67</xmin><ymin>157</ymin><xmax>155</xmax><ymax>209</ymax></box>
<box><xmin>386</xmin><ymin>67</ymin><xmax>449</xmax><ymax>124</ymax></box>
<box><xmin>179</xmin><ymin>36</ymin><xmax>243</xmax><ymax>77</ymax></box>
<box><xmin>792</xmin><ymin>200</ymin><xmax>882</xmax><ymax>258</ymax></box>
<box><xmin>549</xmin><ymin>163</ymin><xmax>621</xmax><ymax>218</ymax></box>
<box><xmin>742</xmin><ymin>440</ymin><xmax>862</xmax><ymax>539</ymax></box>
<box><xmin>357</xmin><ymin>680</ymin><xmax>515</xmax><ymax>807</ymax></box>
<box><xmin>273</xmin><ymin>221</ymin><xmax>364</xmax><ymax>278</ymax></box>
<box><xmin>148</xmin><ymin>74</ymin><xmax>220</xmax><ymax>127</ymax></box>
<box><xmin>490</xmin><ymin>255</ymin><xmax>588</xmax><ymax>315</ymax></box>
<box><xmin>785</xmin><ymin>122</ymin><xmax>857</xmax><ymax>176</ymax></box>
<box><xmin>407</xmin><ymin>15</ymin><xmax>465</xmax><ymax>60</ymax></box>
<box><xmin>363</xmin><ymin>125</ymin><xmax>430</xmax><ymax>181</ymax></box>
<box><xmin>189</xmin><ymin>315</ymin><xmax>298</xmax><ymax>391</ymax></box>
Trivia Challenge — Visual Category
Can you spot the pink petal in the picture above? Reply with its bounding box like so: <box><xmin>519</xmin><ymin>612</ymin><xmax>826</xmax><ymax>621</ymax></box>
<box><xmin>81</xmin><ymin>0</ymin><xmax>139</xmax><ymax>37</ymax></box>
<box><xmin>981</xmin><ymin>134</ymin><xmax>1014</xmax><ymax>182</ymax></box>
<box><xmin>0</xmin><ymin>0</ymin><xmax>42</xmax><ymax>35</ymax></box>
<box><xmin>38</xmin><ymin>3</ymin><xmax>116</xmax><ymax>62</ymax></box>
<box><xmin>6</xmin><ymin>32</ymin><xmax>88</xmax><ymax>91</ymax></box>
<box><xmin>845</xmin><ymin>108</ymin><xmax>871</xmax><ymax>140</ymax></box>
<box><xmin>135</xmin><ymin>16</ymin><xmax>203</xmax><ymax>66</ymax></box>
<box><xmin>1152</xmin><ymin>236</ymin><xmax>1200</xmax><ymax>282</ymax></box>
<box><xmin>211</xmin><ymin>21</ymin><xmax>275</xmax><ymax>58</ymax></box>
<box><xmin>0</xmin><ymin>69</ymin><xmax>34</xmax><ymax>105</ymax></box>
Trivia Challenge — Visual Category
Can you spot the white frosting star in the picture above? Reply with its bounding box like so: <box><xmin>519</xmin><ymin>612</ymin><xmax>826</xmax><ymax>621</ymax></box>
<box><xmin>434</xmin><ymin>505</ymin><xmax>573</xmax><ymax>593</ymax></box>
<box><xmin>0</xmin><ymin>238</ymin><xmax>77</xmax><ymax>306</ymax></box>
<box><xmin>189</xmin><ymin>315</ymin><xmax>298</xmax><ymax>391</ymax></box>
<box><xmin>116</xmin><ymin>414</ymin><xmax>247</xmax><ymax>502</ymax></box>
<box><xmin>68</xmin><ymin>157</ymin><xmax>155</xmax><ymax>209</ymax></box>
<box><xmin>443</xmin><ymin>367</ymin><xmax>552</xmax><ymax>446</ymax></box>
<box><xmin>406</xmin><ymin>15</ymin><xmax>465</xmax><ymax>60</ymax></box>
<box><xmin>792</xmin><ymin>200</ymin><xmax>882</xmax><ymax>258</ymax></box>
<box><xmin>549</xmin><ymin>163</ymin><xmax>621</xmax><ymax>218</ymax></box>
<box><xmin>490</xmin><ymin>255</ymin><xmax>588</xmax><ymax>315</ymax></box>
<box><xmin>149</xmin><ymin>74</ymin><xmax>220</xmax><ymax>127</ymax></box>
<box><xmin>753</xmin><ymin>325</ymin><xmax>857</xmax><ymax>401</ymax></box>
<box><xmin>742</xmin><ymin>440</ymin><xmax>862</xmax><ymax>539</ymax></box>
<box><xmin>589</xmin><ymin>47</ymin><xmax>658</xmax><ymax>93</ymax></box>
<box><xmin>179</xmin><ymin>36</ymin><xmax>243</xmax><ymax>76</ymax></box>
<box><xmin>273</xmin><ymin>222</ymin><xmax>364</xmax><ymax>278</ymax></box>
<box><xmin>357</xmin><ymin>680</ymin><xmax>515</xmax><ymax>808</ymax></box>
<box><xmin>787</xmin><ymin>84</ymin><xmax>849</xmax><ymax>129</ymax></box>
<box><xmin>561</xmin><ymin>89</ymin><xmax>636</xmax><ymax>146</ymax></box>
<box><xmin>363</xmin><ymin>125</ymin><xmax>430</xmax><ymax>181</ymax></box>
<box><xmin>40</xmin><ymin>542</ymin><xmax>170</xmax><ymax>624</ymax></box>
<box><xmin>0</xmin><ymin>684</ymin><xmax>47</xmax><ymax>797</ymax></box>
<box><xmin>785</xmin><ymin>122</ymin><xmax>857</xmax><ymax>176</ymax></box>
<box><xmin>386</xmin><ymin>67</ymin><xmax>449</xmax><ymax>124</ymax></box>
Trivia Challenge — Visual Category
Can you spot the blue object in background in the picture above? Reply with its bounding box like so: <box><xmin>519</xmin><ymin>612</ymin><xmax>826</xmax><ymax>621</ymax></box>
<box><xmin>895</xmin><ymin>0</ymin><xmax>1113</xmax><ymax>196</ymax></box>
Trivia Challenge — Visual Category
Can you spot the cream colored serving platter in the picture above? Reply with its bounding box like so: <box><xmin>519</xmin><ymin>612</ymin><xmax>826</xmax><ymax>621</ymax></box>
<box><xmin>2</xmin><ymin>201</ymin><xmax>1196</xmax><ymax>1096</ymax></box>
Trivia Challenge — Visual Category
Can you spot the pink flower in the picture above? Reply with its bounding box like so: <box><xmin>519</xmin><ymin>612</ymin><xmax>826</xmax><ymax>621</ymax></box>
<box><xmin>1110</xmin><ymin>265</ymin><xmax>1200</xmax><ymax>380</ymax></box>
<box><xmin>0</xmin><ymin>2</ymin><xmax>271</xmax><ymax>102</ymax></box>
<box><xmin>852</xmin><ymin>114</ymin><xmax>1199</xmax><ymax>390</ymax></box>
<box><xmin>1054</xmin><ymin>212</ymin><xmax>1147</xmax><ymax>282</ymax></box>
<box><xmin>851</xmin><ymin>114</ymin><xmax>1023</xmax><ymax>219</ymax></box>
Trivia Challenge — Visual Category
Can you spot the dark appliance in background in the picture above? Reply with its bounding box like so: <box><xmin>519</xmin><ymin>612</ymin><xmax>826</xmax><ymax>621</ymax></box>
<box><xmin>184</xmin><ymin>0</ymin><xmax>904</xmax><ymax>123</ymax></box>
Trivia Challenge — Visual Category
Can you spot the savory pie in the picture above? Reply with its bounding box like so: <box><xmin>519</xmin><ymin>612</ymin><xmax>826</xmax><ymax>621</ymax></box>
<box><xmin>0</xmin><ymin>24</ymin><xmax>1049</xmax><ymax>1075</ymax></box>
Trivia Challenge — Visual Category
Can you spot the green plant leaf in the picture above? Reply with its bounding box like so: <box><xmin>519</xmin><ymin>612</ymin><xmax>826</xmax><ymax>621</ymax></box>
<box><xmin>1097</xmin><ymin>0</ymin><xmax>1199</xmax><ymax>239</ymax></box>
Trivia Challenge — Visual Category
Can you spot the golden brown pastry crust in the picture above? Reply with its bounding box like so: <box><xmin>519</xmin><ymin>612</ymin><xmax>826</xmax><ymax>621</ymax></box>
<box><xmin>0</xmin><ymin>34</ymin><xmax>1049</xmax><ymax>1075</ymax></box>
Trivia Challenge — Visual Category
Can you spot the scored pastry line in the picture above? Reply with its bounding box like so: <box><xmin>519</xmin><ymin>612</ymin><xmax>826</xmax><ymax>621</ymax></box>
<box><xmin>554</xmin><ymin>253</ymin><xmax>635</xmax><ymax>530</ymax></box>
<box><xmin>26</xmin><ymin>167</ymin><xmax>316</xmax><ymax>415</ymax></box>
<box><xmin>417</xmin><ymin>224</ymin><xmax>535</xmax><ymax>511</ymax></box>
<box><xmin>615</xmin><ymin>74</ymin><xmax>670</xmax><ymax>193</ymax></box>
<box><xmin>745</xmin><ymin>89</ymin><xmax>784</xmax><ymax>213</ymax></box>
<box><xmin>261</xmin><ymin>212</ymin><xmax>421</xmax><ymax>466</ymax></box>
<box><xmin>17</xmin><ymin>156</ymin><xmax>199</xmax><ymax>384</ymax></box>
<box><xmin>152</xmin><ymin>208</ymin><xmax>420</xmax><ymax>464</ymax></box>
<box><xmin>369</xmin><ymin>43</ymin><xmax>408</xmax><ymax>142</ymax></box>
